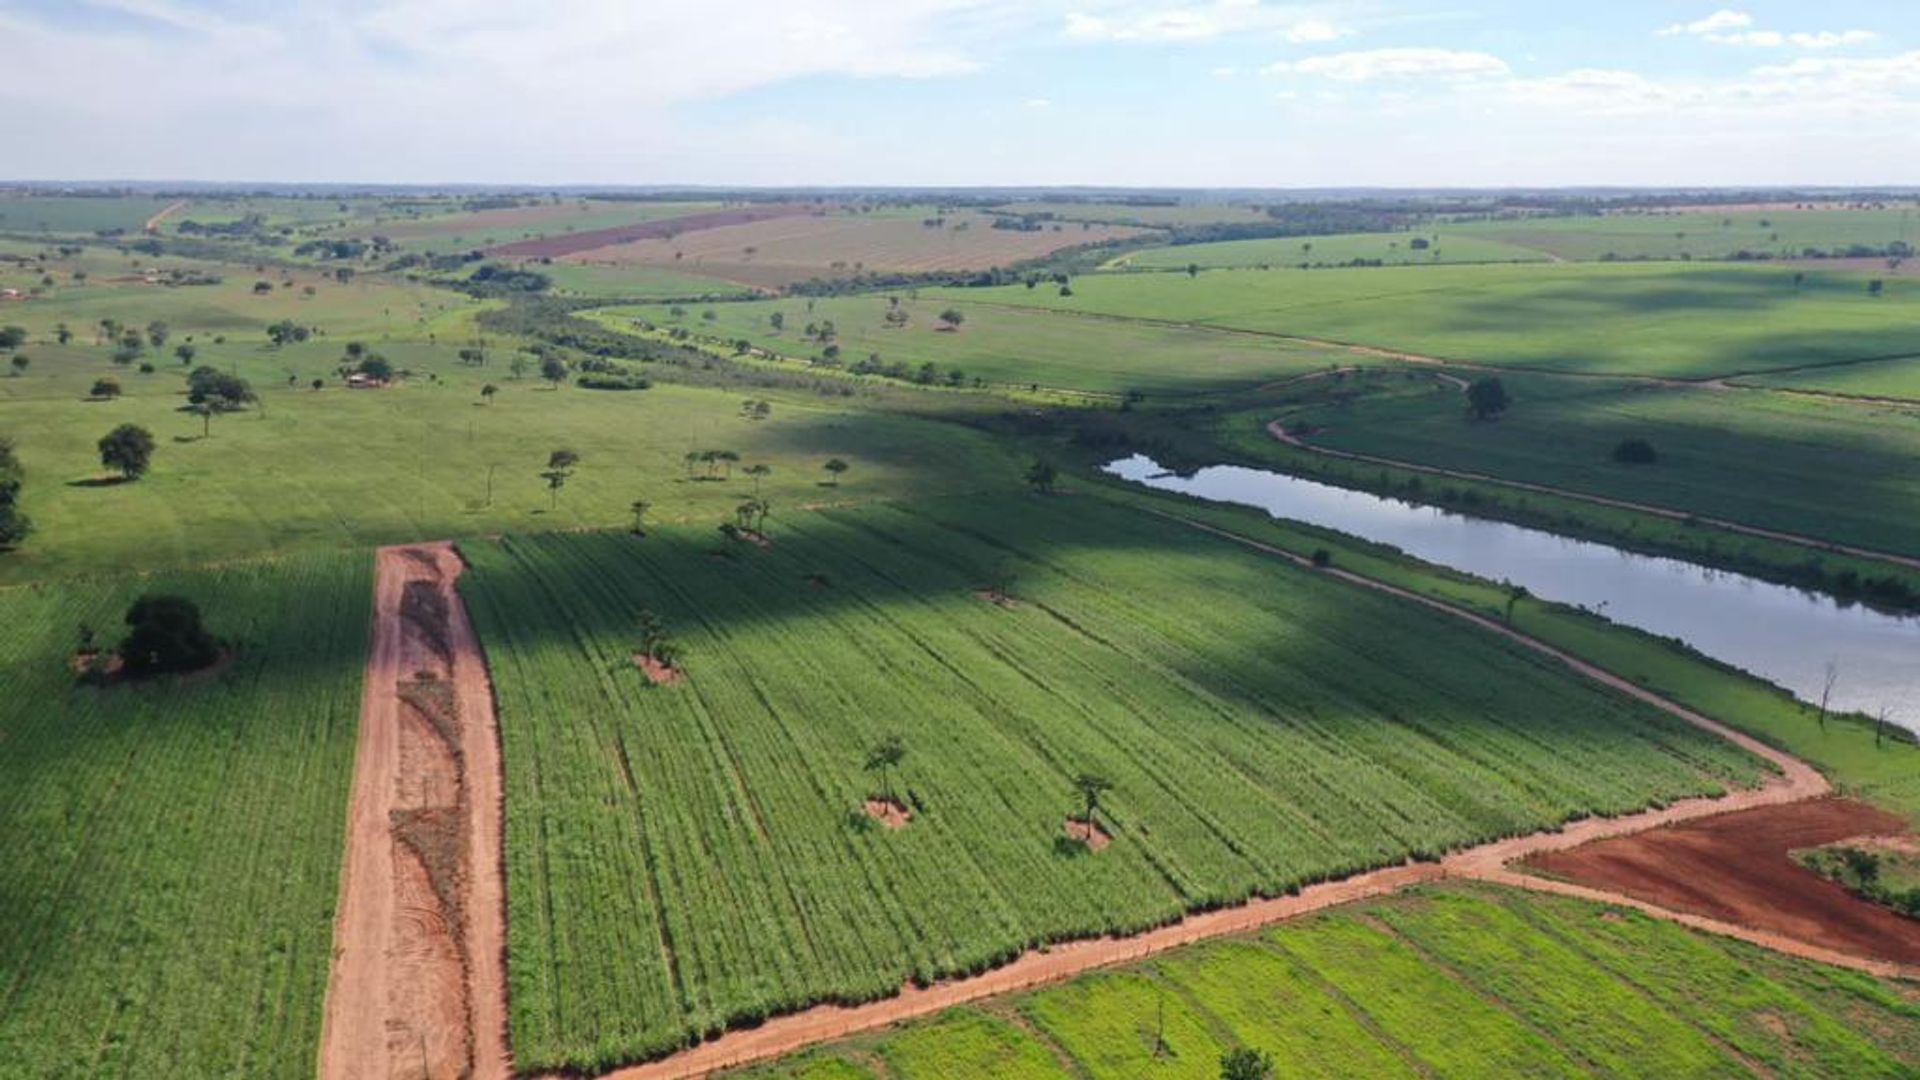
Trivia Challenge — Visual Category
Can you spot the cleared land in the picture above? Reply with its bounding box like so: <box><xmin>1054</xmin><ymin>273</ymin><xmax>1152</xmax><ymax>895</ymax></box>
<box><xmin>563</xmin><ymin>209</ymin><xmax>1144</xmax><ymax>287</ymax></box>
<box><xmin>738</xmin><ymin>885</ymin><xmax>1920</xmax><ymax>1079</ymax></box>
<box><xmin>1113</xmin><ymin>230</ymin><xmax>1548</xmax><ymax>270</ymax></box>
<box><xmin>1260</xmin><ymin>371</ymin><xmax>1920</xmax><ymax>558</ymax></box>
<box><xmin>930</xmin><ymin>262</ymin><xmax>1920</xmax><ymax>379</ymax></box>
<box><xmin>598</xmin><ymin>295</ymin><xmax>1340</xmax><ymax>395</ymax></box>
<box><xmin>459</xmin><ymin>494</ymin><xmax>1763</xmax><ymax>1071</ymax></box>
<box><xmin>989</xmin><ymin>201</ymin><xmax>1273</xmax><ymax>227</ymax></box>
<box><xmin>0</xmin><ymin>553</ymin><xmax>371</xmax><ymax>1079</ymax></box>
<box><xmin>490</xmin><ymin>203</ymin><xmax>817</xmax><ymax>260</ymax></box>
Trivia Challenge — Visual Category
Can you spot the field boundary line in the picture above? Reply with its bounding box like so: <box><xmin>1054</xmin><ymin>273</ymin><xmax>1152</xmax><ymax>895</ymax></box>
<box><xmin>569</xmin><ymin>507</ymin><xmax>1912</xmax><ymax>1080</ymax></box>
<box><xmin>1265</xmin><ymin>419</ymin><xmax>1920</xmax><ymax>571</ymax></box>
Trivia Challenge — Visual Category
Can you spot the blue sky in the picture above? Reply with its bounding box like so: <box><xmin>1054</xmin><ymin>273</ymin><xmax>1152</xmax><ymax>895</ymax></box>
<box><xmin>1</xmin><ymin>1</ymin><xmax>1915</xmax><ymax>186</ymax></box>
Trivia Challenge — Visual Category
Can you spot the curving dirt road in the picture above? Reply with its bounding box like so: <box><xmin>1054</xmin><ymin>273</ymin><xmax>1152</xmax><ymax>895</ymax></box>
<box><xmin>1266</xmin><ymin>419</ymin><xmax>1920</xmax><ymax>571</ymax></box>
<box><xmin>143</xmin><ymin>199</ymin><xmax>187</xmax><ymax>233</ymax></box>
<box><xmin>572</xmin><ymin>511</ymin><xmax>1911</xmax><ymax>1080</ymax></box>
<box><xmin>320</xmin><ymin>544</ymin><xmax>509</xmax><ymax>1080</ymax></box>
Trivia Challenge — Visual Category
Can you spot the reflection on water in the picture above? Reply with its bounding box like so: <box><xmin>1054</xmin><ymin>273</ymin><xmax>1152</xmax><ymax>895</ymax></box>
<box><xmin>1105</xmin><ymin>454</ymin><xmax>1919</xmax><ymax>735</ymax></box>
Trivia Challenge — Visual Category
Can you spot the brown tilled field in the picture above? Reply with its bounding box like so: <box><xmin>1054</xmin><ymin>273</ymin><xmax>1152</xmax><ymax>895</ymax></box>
<box><xmin>559</xmin><ymin>209</ymin><xmax>1147</xmax><ymax>285</ymax></box>
<box><xmin>1524</xmin><ymin>799</ymin><xmax>1920</xmax><ymax>965</ymax></box>
<box><xmin>488</xmin><ymin>203</ymin><xmax>819</xmax><ymax>259</ymax></box>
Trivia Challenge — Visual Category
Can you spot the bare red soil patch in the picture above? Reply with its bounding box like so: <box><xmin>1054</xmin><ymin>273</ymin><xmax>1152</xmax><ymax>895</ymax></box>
<box><xmin>864</xmin><ymin>798</ymin><xmax>912</xmax><ymax>830</ymax></box>
<box><xmin>1065</xmin><ymin>818</ymin><xmax>1111</xmax><ymax>851</ymax></box>
<box><xmin>487</xmin><ymin>203</ymin><xmax>819</xmax><ymax>259</ymax></box>
<box><xmin>1524</xmin><ymin>799</ymin><xmax>1920</xmax><ymax>965</ymax></box>
<box><xmin>633</xmin><ymin>654</ymin><xmax>684</xmax><ymax>685</ymax></box>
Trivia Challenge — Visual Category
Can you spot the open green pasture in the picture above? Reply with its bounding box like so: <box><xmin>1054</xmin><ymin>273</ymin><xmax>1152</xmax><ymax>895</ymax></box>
<box><xmin>1263</xmin><ymin>371</ymin><xmax>1920</xmax><ymax>558</ymax></box>
<box><xmin>0</xmin><ymin>334</ymin><xmax>1019</xmax><ymax>581</ymax></box>
<box><xmin>929</xmin><ymin>262</ymin><xmax>1920</xmax><ymax>379</ymax></box>
<box><xmin>0</xmin><ymin>195</ymin><xmax>176</xmax><ymax>236</ymax></box>
<box><xmin>0</xmin><ymin>552</ymin><xmax>370</xmax><ymax>1079</ymax></box>
<box><xmin>598</xmin><ymin>295</ymin><xmax>1338</xmax><ymax>396</ymax></box>
<box><xmin>460</xmin><ymin>494</ymin><xmax>1761</xmax><ymax>1070</ymax></box>
<box><xmin>1112</xmin><ymin>229</ymin><xmax>1548</xmax><ymax>270</ymax></box>
<box><xmin>740</xmin><ymin>885</ymin><xmax>1920</xmax><ymax>1079</ymax></box>
<box><xmin>1455</xmin><ymin>206</ymin><xmax>1920</xmax><ymax>261</ymax></box>
<box><xmin>1736</xmin><ymin>355</ymin><xmax>1920</xmax><ymax>401</ymax></box>
<box><xmin>537</xmin><ymin>260</ymin><xmax>753</xmax><ymax>301</ymax></box>
<box><xmin>345</xmin><ymin>198</ymin><xmax>720</xmax><ymax>253</ymax></box>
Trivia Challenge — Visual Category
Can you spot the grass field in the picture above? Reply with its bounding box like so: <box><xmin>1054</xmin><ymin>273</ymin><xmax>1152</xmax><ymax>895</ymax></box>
<box><xmin>929</xmin><ymin>262</ymin><xmax>1920</xmax><ymax>379</ymax></box>
<box><xmin>1112</xmin><ymin>230</ymin><xmax>1549</xmax><ymax>270</ymax></box>
<box><xmin>537</xmin><ymin>260</ymin><xmax>753</xmax><ymax>301</ymax></box>
<box><xmin>1456</xmin><ymin>206</ymin><xmax>1920</xmax><ymax>261</ymax></box>
<box><xmin>459</xmin><ymin>494</ymin><xmax>1762</xmax><ymax>1070</ymax></box>
<box><xmin>347</xmin><ymin>199</ymin><xmax>721</xmax><ymax>254</ymax></box>
<box><xmin>0</xmin><ymin>552</ymin><xmax>370</xmax><ymax>1079</ymax></box>
<box><xmin>563</xmin><ymin>208</ymin><xmax>1143</xmax><ymax>287</ymax></box>
<box><xmin>597</xmin><ymin>295</ymin><xmax>1340</xmax><ymax>395</ymax></box>
<box><xmin>740</xmin><ymin>884</ymin><xmax>1920</xmax><ymax>1078</ymax></box>
<box><xmin>1259</xmin><ymin>371</ymin><xmax>1920</xmax><ymax>557</ymax></box>
<box><xmin>0</xmin><ymin>194</ymin><xmax>179</xmax><ymax>236</ymax></box>
<box><xmin>1737</xmin><ymin>355</ymin><xmax>1920</xmax><ymax>400</ymax></box>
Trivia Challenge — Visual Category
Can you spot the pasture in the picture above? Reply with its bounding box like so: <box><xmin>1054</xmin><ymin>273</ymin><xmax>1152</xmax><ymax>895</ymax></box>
<box><xmin>0</xmin><ymin>194</ymin><xmax>177</xmax><ymax>236</ymax></box>
<box><xmin>1455</xmin><ymin>205</ymin><xmax>1920</xmax><ymax>261</ymax></box>
<box><xmin>560</xmin><ymin>207</ymin><xmax>1144</xmax><ymax>287</ymax></box>
<box><xmin>929</xmin><ymin>262</ymin><xmax>1920</xmax><ymax>379</ymax></box>
<box><xmin>0</xmin><ymin>552</ymin><xmax>371</xmax><ymax>1079</ymax></box>
<box><xmin>459</xmin><ymin>494</ymin><xmax>1761</xmax><ymax>1070</ymax></box>
<box><xmin>343</xmin><ymin>198</ymin><xmax>722</xmax><ymax>254</ymax></box>
<box><xmin>596</xmin><ymin>294</ymin><xmax>1340</xmax><ymax>395</ymax></box>
<box><xmin>1737</xmin><ymin>355</ymin><xmax>1920</xmax><ymax>401</ymax></box>
<box><xmin>1112</xmin><ymin>230</ymin><xmax>1547</xmax><ymax>270</ymax></box>
<box><xmin>741</xmin><ymin>885</ymin><xmax>1920</xmax><ymax>1079</ymax></box>
<box><xmin>1264</xmin><ymin>371</ymin><xmax>1920</xmax><ymax>558</ymax></box>
<box><xmin>988</xmin><ymin>200</ymin><xmax>1274</xmax><ymax>227</ymax></box>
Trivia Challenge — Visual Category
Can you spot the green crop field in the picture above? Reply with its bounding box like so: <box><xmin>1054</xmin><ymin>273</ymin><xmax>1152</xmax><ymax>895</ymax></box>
<box><xmin>1112</xmin><ymin>230</ymin><xmax>1548</xmax><ymax>270</ymax></box>
<box><xmin>1737</xmin><ymin>355</ymin><xmax>1920</xmax><ymax>401</ymax></box>
<box><xmin>927</xmin><ymin>262</ymin><xmax>1920</xmax><ymax>379</ymax></box>
<box><xmin>0</xmin><ymin>195</ymin><xmax>177</xmax><ymax>236</ymax></box>
<box><xmin>596</xmin><ymin>295</ymin><xmax>1340</xmax><ymax>395</ymax></box>
<box><xmin>537</xmin><ymin>261</ymin><xmax>753</xmax><ymax>301</ymax></box>
<box><xmin>739</xmin><ymin>885</ymin><xmax>1920</xmax><ymax>1079</ymax></box>
<box><xmin>1455</xmin><ymin>206</ymin><xmax>1920</xmax><ymax>261</ymax></box>
<box><xmin>0</xmin><ymin>552</ymin><xmax>371</xmax><ymax>1079</ymax></box>
<box><xmin>1256</xmin><ymin>371</ymin><xmax>1920</xmax><ymax>558</ymax></box>
<box><xmin>459</xmin><ymin>494</ymin><xmax>1762</xmax><ymax>1070</ymax></box>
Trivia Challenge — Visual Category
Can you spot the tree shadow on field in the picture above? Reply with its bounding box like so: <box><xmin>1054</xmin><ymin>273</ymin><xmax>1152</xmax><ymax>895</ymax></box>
<box><xmin>65</xmin><ymin>475</ymin><xmax>130</xmax><ymax>488</ymax></box>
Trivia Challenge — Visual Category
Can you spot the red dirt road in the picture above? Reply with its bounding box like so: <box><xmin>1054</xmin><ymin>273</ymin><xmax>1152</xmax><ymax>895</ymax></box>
<box><xmin>1525</xmin><ymin>799</ymin><xmax>1920</xmax><ymax>966</ymax></box>
<box><xmin>320</xmin><ymin>544</ymin><xmax>508</xmax><ymax>1080</ymax></box>
<box><xmin>486</xmin><ymin>204</ymin><xmax>819</xmax><ymax>259</ymax></box>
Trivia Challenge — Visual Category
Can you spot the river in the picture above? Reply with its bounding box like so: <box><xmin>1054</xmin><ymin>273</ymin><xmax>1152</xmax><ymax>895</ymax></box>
<box><xmin>1104</xmin><ymin>454</ymin><xmax>1920</xmax><ymax>735</ymax></box>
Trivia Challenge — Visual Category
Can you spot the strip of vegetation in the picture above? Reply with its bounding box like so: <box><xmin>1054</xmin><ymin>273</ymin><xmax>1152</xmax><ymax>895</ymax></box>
<box><xmin>1795</xmin><ymin>844</ymin><xmax>1920</xmax><ymax>918</ymax></box>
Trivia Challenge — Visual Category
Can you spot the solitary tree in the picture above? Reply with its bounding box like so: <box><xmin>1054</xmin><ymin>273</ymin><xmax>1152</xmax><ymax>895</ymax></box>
<box><xmin>629</xmin><ymin>499</ymin><xmax>651</xmax><ymax>535</ymax></box>
<box><xmin>539</xmin><ymin>355</ymin><xmax>568</xmax><ymax>387</ymax></box>
<box><xmin>145</xmin><ymin>320</ymin><xmax>169</xmax><ymax>348</ymax></box>
<box><xmin>1025</xmin><ymin>458</ymin><xmax>1058</xmax><ymax>494</ymax></box>
<box><xmin>480</xmin><ymin>382</ymin><xmax>499</xmax><ymax>405</ymax></box>
<box><xmin>1220</xmin><ymin>1048</ymin><xmax>1274</xmax><ymax>1080</ymax></box>
<box><xmin>0</xmin><ymin>325</ymin><xmax>25</xmax><ymax>350</ymax></box>
<box><xmin>90</xmin><ymin>376</ymin><xmax>121</xmax><ymax>400</ymax></box>
<box><xmin>119</xmin><ymin>594</ymin><xmax>219</xmax><ymax>675</ymax></box>
<box><xmin>541</xmin><ymin>448</ymin><xmax>579</xmax><ymax>509</ymax></box>
<box><xmin>1465</xmin><ymin>376</ymin><xmax>1510</xmax><ymax>421</ymax></box>
<box><xmin>9</xmin><ymin>354</ymin><xmax>27</xmax><ymax>377</ymax></box>
<box><xmin>865</xmin><ymin>734</ymin><xmax>907</xmax><ymax>806</ymax></box>
<box><xmin>540</xmin><ymin>468</ymin><xmax>570</xmax><ymax>509</ymax></box>
<box><xmin>937</xmin><ymin>308</ymin><xmax>965</xmax><ymax>331</ymax></box>
<box><xmin>174</xmin><ymin>343</ymin><xmax>196</xmax><ymax>365</ymax></box>
<box><xmin>1504</xmin><ymin>582</ymin><xmax>1530</xmax><ymax>623</ymax></box>
<box><xmin>822</xmin><ymin>457</ymin><xmax>849</xmax><ymax>486</ymax></box>
<box><xmin>98</xmin><ymin>423</ymin><xmax>155</xmax><ymax>480</ymax></box>
<box><xmin>509</xmin><ymin>355</ymin><xmax>529</xmax><ymax>380</ymax></box>
<box><xmin>744</xmin><ymin>463</ymin><xmax>771</xmax><ymax>494</ymax></box>
<box><xmin>54</xmin><ymin>322</ymin><xmax>72</xmax><ymax>345</ymax></box>
<box><xmin>1074</xmin><ymin>772</ymin><xmax>1113</xmax><ymax>832</ymax></box>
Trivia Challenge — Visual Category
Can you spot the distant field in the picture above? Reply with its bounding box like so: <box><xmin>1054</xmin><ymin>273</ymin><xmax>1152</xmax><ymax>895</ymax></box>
<box><xmin>350</xmin><ymin>199</ymin><xmax>722</xmax><ymax>254</ymax></box>
<box><xmin>1455</xmin><ymin>206</ymin><xmax>1920</xmax><ymax>261</ymax></box>
<box><xmin>930</xmin><ymin>262</ymin><xmax>1920</xmax><ymax>379</ymax></box>
<box><xmin>597</xmin><ymin>295</ymin><xmax>1339</xmax><ymax>395</ymax></box>
<box><xmin>990</xmin><ymin>201</ymin><xmax>1272</xmax><ymax>227</ymax></box>
<box><xmin>1736</xmin><ymin>355</ymin><xmax>1920</xmax><ymax>400</ymax></box>
<box><xmin>564</xmin><ymin>208</ymin><xmax>1144</xmax><ymax>287</ymax></box>
<box><xmin>536</xmin><ymin>260</ymin><xmax>753</xmax><ymax>301</ymax></box>
<box><xmin>742</xmin><ymin>885</ymin><xmax>1920</xmax><ymax>1078</ymax></box>
<box><xmin>1113</xmin><ymin>230</ymin><xmax>1548</xmax><ymax>270</ymax></box>
<box><xmin>1267</xmin><ymin>372</ymin><xmax>1920</xmax><ymax>557</ymax></box>
<box><xmin>0</xmin><ymin>194</ymin><xmax>176</xmax><ymax>235</ymax></box>
<box><xmin>0</xmin><ymin>552</ymin><xmax>370</xmax><ymax>1079</ymax></box>
<box><xmin>462</xmin><ymin>495</ymin><xmax>1760</xmax><ymax>1070</ymax></box>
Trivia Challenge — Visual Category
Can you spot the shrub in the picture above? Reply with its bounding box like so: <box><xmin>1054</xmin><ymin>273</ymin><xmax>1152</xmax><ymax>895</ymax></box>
<box><xmin>1611</xmin><ymin>438</ymin><xmax>1658</xmax><ymax>465</ymax></box>
<box><xmin>119</xmin><ymin>594</ymin><xmax>220</xmax><ymax>675</ymax></box>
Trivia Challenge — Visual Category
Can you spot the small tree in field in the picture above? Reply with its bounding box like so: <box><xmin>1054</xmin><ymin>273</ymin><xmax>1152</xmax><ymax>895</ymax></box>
<box><xmin>90</xmin><ymin>376</ymin><xmax>122</xmax><ymax>400</ymax></box>
<box><xmin>119</xmin><ymin>594</ymin><xmax>219</xmax><ymax>675</ymax></box>
<box><xmin>1504</xmin><ymin>582</ymin><xmax>1529</xmax><ymax>623</ymax></box>
<box><xmin>1466</xmin><ymin>377</ymin><xmax>1510</xmax><ymax>421</ymax></box>
<box><xmin>1074</xmin><ymin>772</ymin><xmax>1113</xmax><ymax>832</ymax></box>
<box><xmin>480</xmin><ymin>383</ymin><xmax>498</xmax><ymax>405</ymax></box>
<box><xmin>865</xmin><ymin>734</ymin><xmax>907</xmax><ymax>805</ymax></box>
<box><xmin>539</xmin><ymin>354</ymin><xmax>568</xmax><ymax>387</ymax></box>
<box><xmin>822</xmin><ymin>457</ymin><xmax>849</xmax><ymax>486</ymax></box>
<box><xmin>1024</xmin><ymin>458</ymin><xmax>1058</xmax><ymax>494</ymax></box>
<box><xmin>1816</xmin><ymin>660</ymin><xmax>1838</xmax><ymax>732</ymax></box>
<box><xmin>10</xmin><ymin>354</ymin><xmax>27</xmax><ymax>377</ymax></box>
<box><xmin>629</xmin><ymin>499</ymin><xmax>651</xmax><ymax>535</ymax></box>
<box><xmin>1220</xmin><ymin>1048</ymin><xmax>1274</xmax><ymax>1080</ymax></box>
<box><xmin>744</xmin><ymin>463</ymin><xmax>771</xmax><ymax>494</ymax></box>
<box><xmin>99</xmin><ymin>424</ymin><xmax>154</xmax><ymax>479</ymax></box>
<box><xmin>937</xmin><ymin>308</ymin><xmax>964</xmax><ymax>331</ymax></box>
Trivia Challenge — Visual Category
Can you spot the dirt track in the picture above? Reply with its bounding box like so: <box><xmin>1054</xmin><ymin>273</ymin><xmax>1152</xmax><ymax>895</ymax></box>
<box><xmin>320</xmin><ymin>544</ymin><xmax>509</xmax><ymax>1080</ymax></box>
<box><xmin>143</xmin><ymin>199</ymin><xmax>186</xmax><ymax>233</ymax></box>
<box><xmin>576</xmin><ymin>512</ymin><xmax>1919</xmax><ymax>1080</ymax></box>
<box><xmin>1266</xmin><ymin>419</ymin><xmax>1920</xmax><ymax>571</ymax></box>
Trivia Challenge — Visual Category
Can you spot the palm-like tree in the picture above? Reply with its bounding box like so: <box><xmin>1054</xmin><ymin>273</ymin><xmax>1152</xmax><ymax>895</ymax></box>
<box><xmin>865</xmin><ymin>735</ymin><xmax>906</xmax><ymax>804</ymax></box>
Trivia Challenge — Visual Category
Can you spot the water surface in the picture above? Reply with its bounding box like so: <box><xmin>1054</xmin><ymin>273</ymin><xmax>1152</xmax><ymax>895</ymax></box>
<box><xmin>1105</xmin><ymin>454</ymin><xmax>1919</xmax><ymax>734</ymax></box>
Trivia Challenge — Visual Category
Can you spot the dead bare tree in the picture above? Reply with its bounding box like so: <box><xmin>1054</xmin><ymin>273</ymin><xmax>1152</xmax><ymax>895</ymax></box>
<box><xmin>1816</xmin><ymin>660</ymin><xmax>1838</xmax><ymax>732</ymax></box>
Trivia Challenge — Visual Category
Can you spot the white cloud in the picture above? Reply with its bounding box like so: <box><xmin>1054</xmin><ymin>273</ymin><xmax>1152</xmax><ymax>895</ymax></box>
<box><xmin>1659</xmin><ymin>9</ymin><xmax>1752</xmax><ymax>37</ymax></box>
<box><xmin>1022</xmin><ymin>97</ymin><xmax>1054</xmax><ymax>109</ymax></box>
<box><xmin>1270</xmin><ymin>48</ymin><xmax>1510</xmax><ymax>82</ymax></box>
<box><xmin>1062</xmin><ymin>3</ymin><xmax>1347</xmax><ymax>45</ymax></box>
